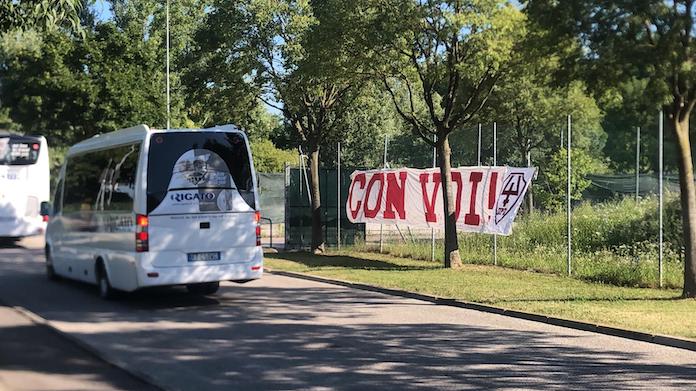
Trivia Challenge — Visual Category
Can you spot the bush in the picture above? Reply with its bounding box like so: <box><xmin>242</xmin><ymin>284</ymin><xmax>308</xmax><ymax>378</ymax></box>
<box><xmin>536</xmin><ymin>148</ymin><xmax>606</xmax><ymax>210</ymax></box>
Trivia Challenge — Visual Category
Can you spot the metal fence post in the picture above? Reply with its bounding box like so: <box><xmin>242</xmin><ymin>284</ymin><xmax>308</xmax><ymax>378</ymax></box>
<box><xmin>636</xmin><ymin>126</ymin><xmax>641</xmax><ymax>202</ymax></box>
<box><xmin>477</xmin><ymin>123</ymin><xmax>482</xmax><ymax>166</ymax></box>
<box><xmin>284</xmin><ymin>163</ymin><xmax>289</xmax><ymax>249</ymax></box>
<box><xmin>567</xmin><ymin>114</ymin><xmax>572</xmax><ymax>276</ymax></box>
<box><xmin>493</xmin><ymin>122</ymin><xmax>497</xmax><ymax>266</ymax></box>
<box><xmin>337</xmin><ymin>142</ymin><xmax>341</xmax><ymax>251</ymax></box>
<box><xmin>379</xmin><ymin>135</ymin><xmax>388</xmax><ymax>253</ymax></box>
<box><xmin>659</xmin><ymin>111</ymin><xmax>664</xmax><ymax>287</ymax></box>
<box><xmin>431</xmin><ymin>134</ymin><xmax>436</xmax><ymax>262</ymax></box>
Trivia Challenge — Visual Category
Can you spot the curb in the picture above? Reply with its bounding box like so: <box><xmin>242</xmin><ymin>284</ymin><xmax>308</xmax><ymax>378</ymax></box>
<box><xmin>4</xmin><ymin>302</ymin><xmax>169</xmax><ymax>391</ymax></box>
<box><xmin>268</xmin><ymin>269</ymin><xmax>696</xmax><ymax>353</ymax></box>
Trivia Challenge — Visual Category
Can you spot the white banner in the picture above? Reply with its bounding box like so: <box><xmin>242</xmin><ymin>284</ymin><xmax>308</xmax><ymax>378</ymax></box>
<box><xmin>346</xmin><ymin>166</ymin><xmax>535</xmax><ymax>235</ymax></box>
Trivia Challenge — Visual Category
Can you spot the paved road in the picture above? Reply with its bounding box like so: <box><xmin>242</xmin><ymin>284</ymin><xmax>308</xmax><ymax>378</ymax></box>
<box><xmin>0</xmin><ymin>304</ymin><xmax>158</xmax><ymax>391</ymax></box>
<box><xmin>1</xmin><ymin>241</ymin><xmax>696</xmax><ymax>390</ymax></box>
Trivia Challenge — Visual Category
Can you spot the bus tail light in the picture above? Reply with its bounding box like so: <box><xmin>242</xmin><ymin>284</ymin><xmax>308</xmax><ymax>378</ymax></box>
<box><xmin>255</xmin><ymin>211</ymin><xmax>261</xmax><ymax>246</ymax></box>
<box><xmin>136</xmin><ymin>214</ymin><xmax>149</xmax><ymax>252</ymax></box>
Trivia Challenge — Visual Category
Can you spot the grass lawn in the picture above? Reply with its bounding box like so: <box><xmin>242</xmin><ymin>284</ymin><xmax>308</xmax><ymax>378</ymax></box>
<box><xmin>264</xmin><ymin>250</ymin><xmax>696</xmax><ymax>340</ymax></box>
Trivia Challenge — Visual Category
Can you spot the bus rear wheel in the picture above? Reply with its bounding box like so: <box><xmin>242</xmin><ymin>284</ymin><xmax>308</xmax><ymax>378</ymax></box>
<box><xmin>96</xmin><ymin>263</ymin><xmax>116</xmax><ymax>300</ymax></box>
<box><xmin>186</xmin><ymin>282</ymin><xmax>220</xmax><ymax>295</ymax></box>
<box><xmin>45</xmin><ymin>247</ymin><xmax>58</xmax><ymax>281</ymax></box>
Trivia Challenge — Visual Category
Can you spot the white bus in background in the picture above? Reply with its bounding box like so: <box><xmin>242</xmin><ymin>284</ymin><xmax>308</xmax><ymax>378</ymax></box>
<box><xmin>44</xmin><ymin>124</ymin><xmax>263</xmax><ymax>298</ymax></box>
<box><xmin>0</xmin><ymin>134</ymin><xmax>50</xmax><ymax>240</ymax></box>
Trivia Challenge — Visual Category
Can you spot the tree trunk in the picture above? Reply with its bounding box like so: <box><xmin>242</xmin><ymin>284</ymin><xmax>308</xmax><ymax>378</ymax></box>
<box><xmin>437</xmin><ymin>135</ymin><xmax>463</xmax><ymax>269</ymax></box>
<box><xmin>672</xmin><ymin>117</ymin><xmax>696</xmax><ymax>297</ymax></box>
<box><xmin>309</xmin><ymin>146</ymin><xmax>325</xmax><ymax>254</ymax></box>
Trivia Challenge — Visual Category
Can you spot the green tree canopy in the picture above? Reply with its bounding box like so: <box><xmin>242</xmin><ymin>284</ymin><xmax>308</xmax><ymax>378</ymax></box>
<box><xmin>375</xmin><ymin>0</ymin><xmax>526</xmax><ymax>268</ymax></box>
<box><xmin>525</xmin><ymin>0</ymin><xmax>696</xmax><ymax>298</ymax></box>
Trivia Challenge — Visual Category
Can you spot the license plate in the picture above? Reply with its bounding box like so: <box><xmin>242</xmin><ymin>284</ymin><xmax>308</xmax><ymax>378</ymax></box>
<box><xmin>187</xmin><ymin>252</ymin><xmax>221</xmax><ymax>262</ymax></box>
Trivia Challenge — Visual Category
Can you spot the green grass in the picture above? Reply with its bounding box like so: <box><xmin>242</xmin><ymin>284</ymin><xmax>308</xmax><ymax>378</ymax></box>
<box><xmin>353</xmin><ymin>196</ymin><xmax>686</xmax><ymax>289</ymax></box>
<box><xmin>265</xmin><ymin>250</ymin><xmax>696</xmax><ymax>340</ymax></box>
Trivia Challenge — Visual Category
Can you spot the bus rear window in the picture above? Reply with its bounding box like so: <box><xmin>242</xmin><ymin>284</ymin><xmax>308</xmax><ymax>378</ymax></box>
<box><xmin>147</xmin><ymin>132</ymin><xmax>254</xmax><ymax>214</ymax></box>
<box><xmin>0</xmin><ymin>136</ymin><xmax>41</xmax><ymax>165</ymax></box>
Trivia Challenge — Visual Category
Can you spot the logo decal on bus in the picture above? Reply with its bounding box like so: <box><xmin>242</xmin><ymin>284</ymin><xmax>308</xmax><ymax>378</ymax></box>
<box><xmin>186</xmin><ymin>159</ymin><xmax>208</xmax><ymax>186</ymax></box>
<box><xmin>170</xmin><ymin>192</ymin><xmax>216</xmax><ymax>202</ymax></box>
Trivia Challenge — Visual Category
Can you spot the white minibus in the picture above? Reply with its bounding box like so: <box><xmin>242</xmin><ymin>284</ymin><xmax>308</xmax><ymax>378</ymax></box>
<box><xmin>44</xmin><ymin>124</ymin><xmax>263</xmax><ymax>298</ymax></box>
<box><xmin>0</xmin><ymin>134</ymin><xmax>50</xmax><ymax>239</ymax></box>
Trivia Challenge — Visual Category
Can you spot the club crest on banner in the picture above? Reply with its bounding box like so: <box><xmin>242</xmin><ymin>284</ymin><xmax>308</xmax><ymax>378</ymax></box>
<box><xmin>495</xmin><ymin>172</ymin><xmax>528</xmax><ymax>225</ymax></box>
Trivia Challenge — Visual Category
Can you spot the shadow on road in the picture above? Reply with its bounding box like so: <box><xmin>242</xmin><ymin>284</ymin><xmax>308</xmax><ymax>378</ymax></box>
<box><xmin>0</xmin><ymin>304</ymin><xmax>160</xmax><ymax>390</ymax></box>
<box><xmin>0</xmin><ymin>238</ymin><xmax>21</xmax><ymax>249</ymax></box>
<box><xmin>1</xmin><ymin>250</ymin><xmax>695</xmax><ymax>390</ymax></box>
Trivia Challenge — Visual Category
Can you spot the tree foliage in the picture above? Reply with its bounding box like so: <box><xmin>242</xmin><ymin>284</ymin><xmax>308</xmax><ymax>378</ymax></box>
<box><xmin>251</xmin><ymin>139</ymin><xmax>297</xmax><ymax>173</ymax></box>
<box><xmin>525</xmin><ymin>0</ymin><xmax>696</xmax><ymax>296</ymax></box>
<box><xmin>375</xmin><ymin>0</ymin><xmax>526</xmax><ymax>267</ymax></box>
<box><xmin>536</xmin><ymin>148</ymin><xmax>604</xmax><ymax>211</ymax></box>
<box><xmin>0</xmin><ymin>0</ymin><xmax>83</xmax><ymax>33</ymax></box>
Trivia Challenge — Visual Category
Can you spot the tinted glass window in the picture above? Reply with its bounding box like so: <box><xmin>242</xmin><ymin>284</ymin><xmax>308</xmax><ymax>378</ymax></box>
<box><xmin>53</xmin><ymin>178</ymin><xmax>63</xmax><ymax>215</ymax></box>
<box><xmin>63</xmin><ymin>154</ymin><xmax>101</xmax><ymax>214</ymax></box>
<box><xmin>147</xmin><ymin>132</ymin><xmax>254</xmax><ymax>214</ymax></box>
<box><xmin>101</xmin><ymin>145</ymin><xmax>139</xmax><ymax>212</ymax></box>
<box><xmin>63</xmin><ymin>144</ymin><xmax>140</xmax><ymax>214</ymax></box>
<box><xmin>0</xmin><ymin>136</ymin><xmax>41</xmax><ymax>165</ymax></box>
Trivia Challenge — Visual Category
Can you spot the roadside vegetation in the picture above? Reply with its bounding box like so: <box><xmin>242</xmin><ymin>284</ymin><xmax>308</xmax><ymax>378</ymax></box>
<box><xmin>354</xmin><ymin>196</ymin><xmax>685</xmax><ymax>289</ymax></box>
<box><xmin>264</xmin><ymin>251</ymin><xmax>696</xmax><ymax>340</ymax></box>
<box><xmin>4</xmin><ymin>1</ymin><xmax>696</xmax><ymax>296</ymax></box>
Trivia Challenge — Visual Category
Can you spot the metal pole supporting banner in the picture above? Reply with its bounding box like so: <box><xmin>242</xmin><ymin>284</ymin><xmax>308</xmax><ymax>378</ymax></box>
<box><xmin>380</xmin><ymin>135</ymin><xmax>388</xmax><ymax>253</ymax></box>
<box><xmin>636</xmin><ymin>126</ymin><xmax>641</xmax><ymax>202</ymax></box>
<box><xmin>166</xmin><ymin>0</ymin><xmax>171</xmax><ymax>131</ymax></box>
<box><xmin>431</xmin><ymin>134</ymin><xmax>436</xmax><ymax>262</ymax></box>
<box><xmin>567</xmin><ymin>115</ymin><xmax>572</xmax><ymax>276</ymax></box>
<box><xmin>284</xmin><ymin>163</ymin><xmax>290</xmax><ymax>249</ymax></box>
<box><xmin>299</xmin><ymin>150</ymin><xmax>303</xmax><ymax>198</ymax></box>
<box><xmin>659</xmin><ymin>111</ymin><xmax>664</xmax><ymax>287</ymax></box>
<box><xmin>493</xmin><ymin>122</ymin><xmax>498</xmax><ymax>266</ymax></box>
<box><xmin>337</xmin><ymin>142</ymin><xmax>341</xmax><ymax>251</ymax></box>
<box><xmin>477</xmin><ymin>123</ymin><xmax>482</xmax><ymax>166</ymax></box>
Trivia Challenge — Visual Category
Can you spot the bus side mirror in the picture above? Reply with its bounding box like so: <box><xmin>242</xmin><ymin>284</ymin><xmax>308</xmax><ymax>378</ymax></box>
<box><xmin>40</xmin><ymin>202</ymin><xmax>51</xmax><ymax>220</ymax></box>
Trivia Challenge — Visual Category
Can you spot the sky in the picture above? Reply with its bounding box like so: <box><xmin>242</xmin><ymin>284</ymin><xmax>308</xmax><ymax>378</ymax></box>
<box><xmin>92</xmin><ymin>0</ymin><xmax>113</xmax><ymax>22</ymax></box>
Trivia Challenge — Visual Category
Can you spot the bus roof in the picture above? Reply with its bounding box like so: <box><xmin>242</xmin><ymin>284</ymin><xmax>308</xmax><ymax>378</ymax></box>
<box><xmin>0</xmin><ymin>133</ymin><xmax>44</xmax><ymax>142</ymax></box>
<box><xmin>67</xmin><ymin>124</ymin><xmax>243</xmax><ymax>157</ymax></box>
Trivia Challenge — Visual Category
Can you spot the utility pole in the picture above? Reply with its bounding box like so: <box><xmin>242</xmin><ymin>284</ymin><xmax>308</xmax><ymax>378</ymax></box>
<box><xmin>166</xmin><ymin>0</ymin><xmax>170</xmax><ymax>131</ymax></box>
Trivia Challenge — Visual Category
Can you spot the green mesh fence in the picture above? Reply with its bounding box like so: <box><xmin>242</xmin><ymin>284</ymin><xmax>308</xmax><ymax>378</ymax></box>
<box><xmin>258</xmin><ymin>173</ymin><xmax>285</xmax><ymax>223</ymax></box>
<box><xmin>587</xmin><ymin>173</ymin><xmax>680</xmax><ymax>197</ymax></box>
<box><xmin>285</xmin><ymin>166</ymin><xmax>364</xmax><ymax>249</ymax></box>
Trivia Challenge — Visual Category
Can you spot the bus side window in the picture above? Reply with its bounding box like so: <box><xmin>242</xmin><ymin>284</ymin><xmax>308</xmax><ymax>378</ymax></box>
<box><xmin>53</xmin><ymin>178</ymin><xmax>64</xmax><ymax>215</ymax></box>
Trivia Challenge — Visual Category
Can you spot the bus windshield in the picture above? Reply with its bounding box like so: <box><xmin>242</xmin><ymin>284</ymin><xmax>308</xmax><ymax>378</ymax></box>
<box><xmin>0</xmin><ymin>136</ymin><xmax>42</xmax><ymax>165</ymax></box>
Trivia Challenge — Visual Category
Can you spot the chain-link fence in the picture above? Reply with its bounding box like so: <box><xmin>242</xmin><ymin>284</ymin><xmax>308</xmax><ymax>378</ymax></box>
<box><xmin>256</xmin><ymin>120</ymin><xmax>684</xmax><ymax>289</ymax></box>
